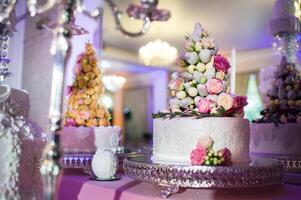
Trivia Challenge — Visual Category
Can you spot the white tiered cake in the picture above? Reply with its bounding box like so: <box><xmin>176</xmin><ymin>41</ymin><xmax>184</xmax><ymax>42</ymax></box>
<box><xmin>152</xmin><ymin>23</ymin><xmax>250</xmax><ymax>166</ymax></box>
<box><xmin>153</xmin><ymin>117</ymin><xmax>250</xmax><ymax>164</ymax></box>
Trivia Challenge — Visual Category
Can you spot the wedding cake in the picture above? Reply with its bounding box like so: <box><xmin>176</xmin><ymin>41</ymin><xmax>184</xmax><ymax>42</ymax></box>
<box><xmin>152</xmin><ymin>23</ymin><xmax>250</xmax><ymax>166</ymax></box>
<box><xmin>250</xmin><ymin>56</ymin><xmax>301</xmax><ymax>158</ymax></box>
<box><xmin>60</xmin><ymin>43</ymin><xmax>120</xmax><ymax>153</ymax></box>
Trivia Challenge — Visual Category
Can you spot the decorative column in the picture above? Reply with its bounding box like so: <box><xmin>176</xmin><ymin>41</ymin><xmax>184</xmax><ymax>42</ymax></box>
<box><xmin>39</xmin><ymin>1</ymin><xmax>76</xmax><ymax>200</ymax></box>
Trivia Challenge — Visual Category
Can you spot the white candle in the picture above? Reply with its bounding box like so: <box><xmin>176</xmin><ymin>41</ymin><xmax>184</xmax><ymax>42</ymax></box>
<box><xmin>230</xmin><ymin>47</ymin><xmax>236</xmax><ymax>94</ymax></box>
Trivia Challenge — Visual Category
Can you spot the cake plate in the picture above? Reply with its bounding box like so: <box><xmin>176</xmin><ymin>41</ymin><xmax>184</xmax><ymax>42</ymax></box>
<box><xmin>123</xmin><ymin>154</ymin><xmax>284</xmax><ymax>198</ymax></box>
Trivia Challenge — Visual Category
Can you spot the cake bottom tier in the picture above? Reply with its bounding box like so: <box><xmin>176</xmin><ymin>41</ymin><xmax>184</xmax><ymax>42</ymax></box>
<box><xmin>250</xmin><ymin>123</ymin><xmax>301</xmax><ymax>157</ymax></box>
<box><xmin>152</xmin><ymin>117</ymin><xmax>250</xmax><ymax>165</ymax></box>
<box><xmin>59</xmin><ymin>126</ymin><xmax>121</xmax><ymax>153</ymax></box>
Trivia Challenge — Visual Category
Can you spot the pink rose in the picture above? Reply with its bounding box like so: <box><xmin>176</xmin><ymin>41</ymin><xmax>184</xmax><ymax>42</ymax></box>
<box><xmin>65</xmin><ymin>118</ymin><xmax>76</xmax><ymax>127</ymax></box>
<box><xmin>74</xmin><ymin>64</ymin><xmax>82</xmax><ymax>75</ymax></box>
<box><xmin>205</xmin><ymin>78</ymin><xmax>223</xmax><ymax>94</ymax></box>
<box><xmin>190</xmin><ymin>146</ymin><xmax>206</xmax><ymax>165</ymax></box>
<box><xmin>79</xmin><ymin>111</ymin><xmax>90</xmax><ymax>120</ymax></box>
<box><xmin>78</xmin><ymin>99</ymin><xmax>84</xmax><ymax>105</ymax></box>
<box><xmin>198</xmin><ymin>99</ymin><xmax>212</xmax><ymax>113</ymax></box>
<box><xmin>233</xmin><ymin>96</ymin><xmax>248</xmax><ymax>109</ymax></box>
<box><xmin>217</xmin><ymin>148</ymin><xmax>232</xmax><ymax>165</ymax></box>
<box><xmin>213</xmin><ymin>54</ymin><xmax>231</xmax><ymax>73</ymax></box>
<box><xmin>197</xmin><ymin>137</ymin><xmax>213</xmax><ymax>149</ymax></box>
<box><xmin>169</xmin><ymin>78</ymin><xmax>185</xmax><ymax>91</ymax></box>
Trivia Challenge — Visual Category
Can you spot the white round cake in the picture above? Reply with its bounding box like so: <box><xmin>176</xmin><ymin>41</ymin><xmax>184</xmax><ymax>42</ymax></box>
<box><xmin>59</xmin><ymin>126</ymin><xmax>121</xmax><ymax>153</ymax></box>
<box><xmin>250</xmin><ymin>123</ymin><xmax>301</xmax><ymax>157</ymax></box>
<box><xmin>152</xmin><ymin>117</ymin><xmax>250</xmax><ymax>165</ymax></box>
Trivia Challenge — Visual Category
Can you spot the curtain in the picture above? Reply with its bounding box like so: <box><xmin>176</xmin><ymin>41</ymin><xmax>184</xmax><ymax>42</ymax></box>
<box><xmin>236</xmin><ymin>73</ymin><xmax>250</xmax><ymax>96</ymax></box>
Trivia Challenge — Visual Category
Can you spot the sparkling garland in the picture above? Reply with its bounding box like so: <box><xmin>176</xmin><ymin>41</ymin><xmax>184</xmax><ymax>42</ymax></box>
<box><xmin>0</xmin><ymin>35</ymin><xmax>11</xmax><ymax>81</ymax></box>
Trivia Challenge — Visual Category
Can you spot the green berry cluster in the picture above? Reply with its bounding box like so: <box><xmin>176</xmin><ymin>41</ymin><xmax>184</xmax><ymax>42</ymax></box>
<box><xmin>204</xmin><ymin>149</ymin><xmax>225</xmax><ymax>166</ymax></box>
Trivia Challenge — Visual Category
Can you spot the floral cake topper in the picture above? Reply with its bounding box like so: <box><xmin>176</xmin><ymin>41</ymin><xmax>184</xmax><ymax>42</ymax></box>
<box><xmin>153</xmin><ymin>23</ymin><xmax>248</xmax><ymax>119</ymax></box>
<box><xmin>190</xmin><ymin>136</ymin><xmax>232</xmax><ymax>166</ymax></box>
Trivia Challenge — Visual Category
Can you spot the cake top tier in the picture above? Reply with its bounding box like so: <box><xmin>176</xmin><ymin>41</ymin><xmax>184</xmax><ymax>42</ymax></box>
<box><xmin>64</xmin><ymin>43</ymin><xmax>111</xmax><ymax>127</ymax></box>
<box><xmin>155</xmin><ymin>23</ymin><xmax>248</xmax><ymax>119</ymax></box>
<box><xmin>258</xmin><ymin>56</ymin><xmax>301</xmax><ymax>124</ymax></box>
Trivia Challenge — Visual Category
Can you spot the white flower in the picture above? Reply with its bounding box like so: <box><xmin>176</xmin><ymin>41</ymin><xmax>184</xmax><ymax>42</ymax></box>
<box><xmin>196</xmin><ymin>63</ymin><xmax>206</xmax><ymax>72</ymax></box>
<box><xmin>185</xmin><ymin>52</ymin><xmax>199</xmax><ymax>65</ymax></box>
<box><xmin>199</xmin><ymin>49</ymin><xmax>211</xmax><ymax>64</ymax></box>
<box><xmin>195</xmin><ymin>42</ymin><xmax>202</xmax><ymax>51</ymax></box>
<box><xmin>188</xmin><ymin>65</ymin><xmax>195</xmax><ymax>73</ymax></box>
<box><xmin>205</xmin><ymin>66</ymin><xmax>216</xmax><ymax>79</ymax></box>
<box><xmin>176</xmin><ymin>91</ymin><xmax>187</xmax><ymax>99</ymax></box>
<box><xmin>206</xmin><ymin>57</ymin><xmax>214</xmax><ymax>69</ymax></box>
<box><xmin>216</xmin><ymin>71</ymin><xmax>225</xmax><ymax>80</ymax></box>
<box><xmin>169</xmin><ymin>97</ymin><xmax>180</xmax><ymax>106</ymax></box>
<box><xmin>171</xmin><ymin>72</ymin><xmax>179</xmax><ymax>80</ymax></box>
<box><xmin>206</xmin><ymin>94</ymin><xmax>218</xmax><ymax>102</ymax></box>
<box><xmin>197</xmin><ymin>84</ymin><xmax>208</xmax><ymax>97</ymax></box>
<box><xmin>194</xmin><ymin>96</ymin><xmax>201</xmax><ymax>105</ymax></box>
<box><xmin>217</xmin><ymin>93</ymin><xmax>233</xmax><ymax>110</ymax></box>
<box><xmin>170</xmin><ymin>105</ymin><xmax>182</xmax><ymax>113</ymax></box>
<box><xmin>192</xmin><ymin>71</ymin><xmax>203</xmax><ymax>82</ymax></box>
<box><xmin>184</xmin><ymin>82</ymin><xmax>192</xmax><ymax>91</ymax></box>
<box><xmin>188</xmin><ymin>87</ymin><xmax>198</xmax><ymax>97</ymax></box>
<box><xmin>180</xmin><ymin>97</ymin><xmax>193</xmax><ymax>108</ymax></box>
<box><xmin>182</xmin><ymin>72</ymin><xmax>193</xmax><ymax>81</ymax></box>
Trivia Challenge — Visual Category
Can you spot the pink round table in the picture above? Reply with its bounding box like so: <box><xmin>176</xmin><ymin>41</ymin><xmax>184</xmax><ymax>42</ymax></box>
<box><xmin>58</xmin><ymin>172</ymin><xmax>301</xmax><ymax>200</ymax></box>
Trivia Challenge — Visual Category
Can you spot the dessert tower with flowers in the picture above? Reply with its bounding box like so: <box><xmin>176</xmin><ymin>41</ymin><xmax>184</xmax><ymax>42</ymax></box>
<box><xmin>59</xmin><ymin>43</ymin><xmax>121</xmax><ymax>154</ymax></box>
<box><xmin>64</xmin><ymin>43</ymin><xmax>111</xmax><ymax>127</ymax></box>
<box><xmin>152</xmin><ymin>23</ymin><xmax>250</xmax><ymax>166</ymax></box>
<box><xmin>165</xmin><ymin>23</ymin><xmax>247</xmax><ymax>117</ymax></box>
<box><xmin>258</xmin><ymin>56</ymin><xmax>300</xmax><ymax>123</ymax></box>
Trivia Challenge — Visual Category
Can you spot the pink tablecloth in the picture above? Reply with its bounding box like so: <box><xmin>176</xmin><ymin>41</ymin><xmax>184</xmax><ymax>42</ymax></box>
<box><xmin>76</xmin><ymin>176</ymin><xmax>301</xmax><ymax>200</ymax></box>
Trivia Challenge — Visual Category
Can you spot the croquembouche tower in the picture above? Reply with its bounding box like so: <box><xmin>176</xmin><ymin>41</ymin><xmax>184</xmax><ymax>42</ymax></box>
<box><xmin>64</xmin><ymin>43</ymin><xmax>111</xmax><ymax>127</ymax></box>
<box><xmin>60</xmin><ymin>43</ymin><xmax>120</xmax><ymax>153</ymax></box>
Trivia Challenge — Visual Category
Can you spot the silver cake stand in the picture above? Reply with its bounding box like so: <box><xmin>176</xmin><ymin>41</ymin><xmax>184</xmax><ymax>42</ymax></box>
<box><xmin>123</xmin><ymin>154</ymin><xmax>284</xmax><ymax>198</ymax></box>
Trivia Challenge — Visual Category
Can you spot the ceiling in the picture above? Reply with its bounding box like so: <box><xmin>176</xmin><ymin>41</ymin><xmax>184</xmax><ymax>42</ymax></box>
<box><xmin>102</xmin><ymin>0</ymin><xmax>276</xmax><ymax>55</ymax></box>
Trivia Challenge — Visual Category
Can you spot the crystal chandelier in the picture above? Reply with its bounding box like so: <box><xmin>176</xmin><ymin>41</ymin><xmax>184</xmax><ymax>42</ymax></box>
<box><xmin>102</xmin><ymin>75</ymin><xmax>126</xmax><ymax>92</ymax></box>
<box><xmin>139</xmin><ymin>40</ymin><xmax>178</xmax><ymax>66</ymax></box>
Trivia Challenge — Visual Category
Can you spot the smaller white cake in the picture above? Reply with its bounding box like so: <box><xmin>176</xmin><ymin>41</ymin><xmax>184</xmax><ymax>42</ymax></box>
<box><xmin>250</xmin><ymin>123</ymin><xmax>301</xmax><ymax>157</ymax></box>
<box><xmin>60</xmin><ymin>126</ymin><xmax>121</xmax><ymax>153</ymax></box>
<box><xmin>153</xmin><ymin>117</ymin><xmax>250</xmax><ymax>165</ymax></box>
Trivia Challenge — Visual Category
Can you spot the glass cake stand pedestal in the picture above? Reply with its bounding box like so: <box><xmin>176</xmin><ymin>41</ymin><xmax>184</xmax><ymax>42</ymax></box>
<box><xmin>123</xmin><ymin>154</ymin><xmax>284</xmax><ymax>198</ymax></box>
<box><xmin>251</xmin><ymin>153</ymin><xmax>301</xmax><ymax>184</ymax></box>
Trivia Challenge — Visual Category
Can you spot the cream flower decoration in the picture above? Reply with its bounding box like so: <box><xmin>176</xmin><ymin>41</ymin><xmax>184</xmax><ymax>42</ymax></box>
<box><xmin>196</xmin><ymin>63</ymin><xmax>206</xmax><ymax>72</ymax></box>
<box><xmin>217</xmin><ymin>92</ymin><xmax>233</xmax><ymax>110</ymax></box>
<box><xmin>195</xmin><ymin>42</ymin><xmax>202</xmax><ymax>51</ymax></box>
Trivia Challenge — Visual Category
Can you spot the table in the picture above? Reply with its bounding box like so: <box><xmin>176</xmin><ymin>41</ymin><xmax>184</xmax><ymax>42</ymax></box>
<box><xmin>65</xmin><ymin>175</ymin><xmax>301</xmax><ymax>200</ymax></box>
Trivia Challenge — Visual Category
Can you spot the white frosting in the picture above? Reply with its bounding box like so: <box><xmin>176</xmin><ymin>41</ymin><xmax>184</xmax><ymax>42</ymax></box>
<box><xmin>250</xmin><ymin>123</ymin><xmax>301</xmax><ymax>156</ymax></box>
<box><xmin>60</xmin><ymin>126</ymin><xmax>121</xmax><ymax>152</ymax></box>
<box><xmin>152</xmin><ymin>117</ymin><xmax>250</xmax><ymax>165</ymax></box>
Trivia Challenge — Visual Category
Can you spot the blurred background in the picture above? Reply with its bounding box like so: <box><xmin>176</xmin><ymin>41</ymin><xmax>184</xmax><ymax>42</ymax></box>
<box><xmin>5</xmin><ymin>0</ymin><xmax>299</xmax><ymax>146</ymax></box>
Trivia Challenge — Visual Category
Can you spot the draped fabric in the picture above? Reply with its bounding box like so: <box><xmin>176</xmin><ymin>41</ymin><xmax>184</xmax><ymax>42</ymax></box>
<box><xmin>236</xmin><ymin>73</ymin><xmax>250</xmax><ymax>96</ymax></box>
